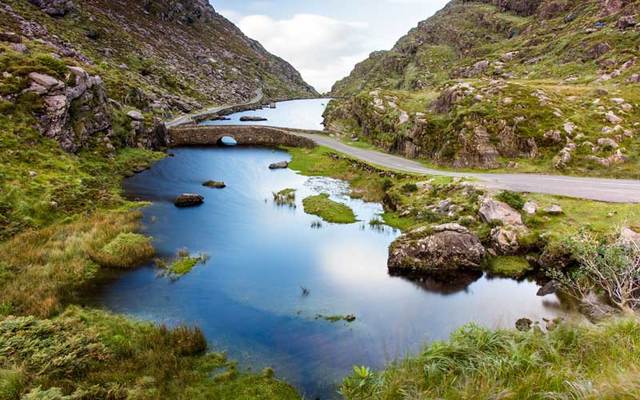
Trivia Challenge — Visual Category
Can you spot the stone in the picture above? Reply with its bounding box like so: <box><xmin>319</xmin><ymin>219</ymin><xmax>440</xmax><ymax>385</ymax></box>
<box><xmin>127</xmin><ymin>110</ymin><xmax>145</xmax><ymax>121</ymax></box>
<box><xmin>629</xmin><ymin>74</ymin><xmax>640</xmax><ymax>83</ymax></box>
<box><xmin>617</xmin><ymin>15</ymin><xmax>637</xmax><ymax>30</ymax></box>
<box><xmin>523</xmin><ymin>201</ymin><xmax>538</xmax><ymax>215</ymax></box>
<box><xmin>605</xmin><ymin>111</ymin><xmax>622</xmax><ymax>124</ymax></box>
<box><xmin>545</xmin><ymin>205</ymin><xmax>563</xmax><ymax>215</ymax></box>
<box><xmin>28</xmin><ymin>72</ymin><xmax>64</xmax><ymax>92</ymax></box>
<box><xmin>10</xmin><ymin>43</ymin><xmax>28</xmax><ymax>53</ymax></box>
<box><xmin>388</xmin><ymin>223</ymin><xmax>486</xmax><ymax>275</ymax></box>
<box><xmin>597</xmin><ymin>137</ymin><xmax>619</xmax><ymax>150</ymax></box>
<box><xmin>620</xmin><ymin>227</ymin><xmax>640</xmax><ymax>248</ymax></box>
<box><xmin>240</xmin><ymin>116</ymin><xmax>268</xmax><ymax>122</ymax></box>
<box><xmin>579</xmin><ymin>293</ymin><xmax>617</xmax><ymax>323</ymax></box>
<box><xmin>202</xmin><ymin>180</ymin><xmax>226</xmax><ymax>189</ymax></box>
<box><xmin>0</xmin><ymin>32</ymin><xmax>22</xmax><ymax>43</ymax></box>
<box><xmin>537</xmin><ymin>280</ymin><xmax>560</xmax><ymax>296</ymax></box>
<box><xmin>563</xmin><ymin>122</ymin><xmax>576</xmax><ymax>135</ymax></box>
<box><xmin>515</xmin><ymin>318</ymin><xmax>533</xmax><ymax>332</ymax></box>
<box><xmin>554</xmin><ymin>144</ymin><xmax>575</xmax><ymax>169</ymax></box>
<box><xmin>28</xmin><ymin>0</ymin><xmax>75</xmax><ymax>16</ymax></box>
<box><xmin>174</xmin><ymin>193</ymin><xmax>204</xmax><ymax>207</ymax></box>
<box><xmin>479</xmin><ymin>197</ymin><xmax>523</xmax><ymax>226</ymax></box>
<box><xmin>269</xmin><ymin>161</ymin><xmax>289</xmax><ymax>170</ymax></box>
<box><xmin>587</xmin><ymin>42</ymin><xmax>611</xmax><ymax>59</ymax></box>
<box><xmin>491</xmin><ymin>226</ymin><xmax>521</xmax><ymax>254</ymax></box>
<box><xmin>544</xmin><ymin>130</ymin><xmax>562</xmax><ymax>143</ymax></box>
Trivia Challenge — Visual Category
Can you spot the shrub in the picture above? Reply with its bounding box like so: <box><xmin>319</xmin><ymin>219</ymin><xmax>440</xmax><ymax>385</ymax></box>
<box><xmin>496</xmin><ymin>191</ymin><xmax>525</xmax><ymax>210</ymax></box>
<box><xmin>401</xmin><ymin>183</ymin><xmax>419</xmax><ymax>193</ymax></box>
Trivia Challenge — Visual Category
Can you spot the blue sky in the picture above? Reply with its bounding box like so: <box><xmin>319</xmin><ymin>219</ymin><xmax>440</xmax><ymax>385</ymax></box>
<box><xmin>212</xmin><ymin>0</ymin><xmax>449</xmax><ymax>92</ymax></box>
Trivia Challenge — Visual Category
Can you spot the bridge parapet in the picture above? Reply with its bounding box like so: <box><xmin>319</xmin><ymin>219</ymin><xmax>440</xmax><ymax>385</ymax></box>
<box><xmin>168</xmin><ymin>125</ymin><xmax>317</xmax><ymax>148</ymax></box>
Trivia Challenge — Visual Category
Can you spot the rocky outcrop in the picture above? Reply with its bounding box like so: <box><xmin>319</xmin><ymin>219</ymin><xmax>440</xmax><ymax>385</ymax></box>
<box><xmin>26</xmin><ymin>68</ymin><xmax>111</xmax><ymax>153</ymax></box>
<box><xmin>28</xmin><ymin>0</ymin><xmax>75</xmax><ymax>17</ymax></box>
<box><xmin>388</xmin><ymin>223</ymin><xmax>486</xmax><ymax>275</ymax></box>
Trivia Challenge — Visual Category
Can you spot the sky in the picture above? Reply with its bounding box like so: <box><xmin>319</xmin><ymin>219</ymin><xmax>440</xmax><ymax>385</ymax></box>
<box><xmin>213</xmin><ymin>0</ymin><xmax>450</xmax><ymax>93</ymax></box>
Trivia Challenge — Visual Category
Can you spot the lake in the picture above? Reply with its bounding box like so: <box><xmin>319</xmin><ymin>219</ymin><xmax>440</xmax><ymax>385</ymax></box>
<box><xmin>87</xmin><ymin>100</ymin><xmax>569</xmax><ymax>399</ymax></box>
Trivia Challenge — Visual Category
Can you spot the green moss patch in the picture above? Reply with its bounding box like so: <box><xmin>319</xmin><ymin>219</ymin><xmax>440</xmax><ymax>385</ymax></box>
<box><xmin>302</xmin><ymin>194</ymin><xmax>356</xmax><ymax>224</ymax></box>
<box><xmin>488</xmin><ymin>256</ymin><xmax>532</xmax><ymax>278</ymax></box>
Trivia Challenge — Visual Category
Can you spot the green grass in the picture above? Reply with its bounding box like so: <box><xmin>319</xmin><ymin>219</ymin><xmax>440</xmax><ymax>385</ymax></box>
<box><xmin>341</xmin><ymin>318</ymin><xmax>640</xmax><ymax>399</ymax></box>
<box><xmin>0</xmin><ymin>306</ymin><xmax>300</xmax><ymax>399</ymax></box>
<box><xmin>91</xmin><ymin>232</ymin><xmax>155</xmax><ymax>268</ymax></box>
<box><xmin>488</xmin><ymin>256</ymin><xmax>532</xmax><ymax>278</ymax></box>
<box><xmin>165</xmin><ymin>251</ymin><xmax>209</xmax><ymax>277</ymax></box>
<box><xmin>302</xmin><ymin>194</ymin><xmax>357</xmax><ymax>224</ymax></box>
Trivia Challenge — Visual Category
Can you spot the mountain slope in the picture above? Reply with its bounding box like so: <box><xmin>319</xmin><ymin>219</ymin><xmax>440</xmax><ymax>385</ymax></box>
<box><xmin>327</xmin><ymin>0</ymin><xmax>640</xmax><ymax>178</ymax></box>
<box><xmin>1</xmin><ymin>0</ymin><xmax>317</xmax><ymax>114</ymax></box>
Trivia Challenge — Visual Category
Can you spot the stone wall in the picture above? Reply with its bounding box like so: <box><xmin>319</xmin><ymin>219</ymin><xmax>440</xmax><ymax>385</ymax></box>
<box><xmin>168</xmin><ymin>125</ymin><xmax>317</xmax><ymax>148</ymax></box>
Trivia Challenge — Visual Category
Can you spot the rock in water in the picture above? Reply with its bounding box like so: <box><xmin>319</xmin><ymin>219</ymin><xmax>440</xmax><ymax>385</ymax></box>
<box><xmin>269</xmin><ymin>161</ymin><xmax>289</xmax><ymax>170</ymax></box>
<box><xmin>240</xmin><ymin>116</ymin><xmax>268</xmax><ymax>122</ymax></box>
<box><xmin>515</xmin><ymin>318</ymin><xmax>533</xmax><ymax>332</ymax></box>
<box><xmin>537</xmin><ymin>280</ymin><xmax>560</xmax><ymax>296</ymax></box>
<box><xmin>202</xmin><ymin>181</ymin><xmax>226</xmax><ymax>189</ymax></box>
<box><xmin>388</xmin><ymin>223</ymin><xmax>485</xmax><ymax>275</ymax></box>
<box><xmin>175</xmin><ymin>193</ymin><xmax>204</xmax><ymax>207</ymax></box>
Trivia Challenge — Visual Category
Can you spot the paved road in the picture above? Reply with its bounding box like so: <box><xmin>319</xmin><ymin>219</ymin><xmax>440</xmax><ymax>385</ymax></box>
<box><xmin>166</xmin><ymin>89</ymin><xmax>263</xmax><ymax>128</ymax></box>
<box><xmin>293</xmin><ymin>132</ymin><xmax>640</xmax><ymax>203</ymax></box>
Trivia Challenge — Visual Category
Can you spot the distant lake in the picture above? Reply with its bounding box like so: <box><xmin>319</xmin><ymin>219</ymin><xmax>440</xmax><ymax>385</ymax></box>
<box><xmin>87</xmin><ymin>100</ymin><xmax>569</xmax><ymax>399</ymax></box>
<box><xmin>200</xmin><ymin>98</ymin><xmax>330</xmax><ymax>130</ymax></box>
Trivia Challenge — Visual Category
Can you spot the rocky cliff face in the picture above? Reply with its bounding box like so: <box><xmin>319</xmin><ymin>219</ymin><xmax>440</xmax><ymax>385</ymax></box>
<box><xmin>0</xmin><ymin>0</ymin><xmax>317</xmax><ymax>153</ymax></box>
<box><xmin>327</xmin><ymin>0</ymin><xmax>640</xmax><ymax>177</ymax></box>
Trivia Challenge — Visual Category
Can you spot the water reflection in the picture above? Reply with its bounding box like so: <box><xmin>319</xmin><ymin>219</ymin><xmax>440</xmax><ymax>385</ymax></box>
<box><xmin>88</xmin><ymin>145</ymin><xmax>570</xmax><ymax>400</ymax></box>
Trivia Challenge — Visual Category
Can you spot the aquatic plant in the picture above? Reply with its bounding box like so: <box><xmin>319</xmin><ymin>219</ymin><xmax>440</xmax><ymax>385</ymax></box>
<box><xmin>273</xmin><ymin>188</ymin><xmax>297</xmax><ymax>207</ymax></box>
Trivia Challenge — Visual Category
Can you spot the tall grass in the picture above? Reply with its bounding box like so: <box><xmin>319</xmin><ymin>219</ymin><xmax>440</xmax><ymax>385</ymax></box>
<box><xmin>341</xmin><ymin>318</ymin><xmax>640</xmax><ymax>399</ymax></box>
<box><xmin>0</xmin><ymin>211</ymin><xmax>147</xmax><ymax>318</ymax></box>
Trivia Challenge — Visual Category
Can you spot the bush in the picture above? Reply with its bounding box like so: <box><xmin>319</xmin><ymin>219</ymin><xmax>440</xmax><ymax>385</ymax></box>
<box><xmin>401</xmin><ymin>183</ymin><xmax>419</xmax><ymax>193</ymax></box>
<box><xmin>496</xmin><ymin>191</ymin><xmax>525</xmax><ymax>210</ymax></box>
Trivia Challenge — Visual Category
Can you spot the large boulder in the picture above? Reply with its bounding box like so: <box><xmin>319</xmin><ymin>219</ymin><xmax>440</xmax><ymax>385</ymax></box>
<box><xmin>478</xmin><ymin>197</ymin><xmax>523</xmax><ymax>226</ymax></box>
<box><xmin>388</xmin><ymin>223</ymin><xmax>486</xmax><ymax>275</ymax></box>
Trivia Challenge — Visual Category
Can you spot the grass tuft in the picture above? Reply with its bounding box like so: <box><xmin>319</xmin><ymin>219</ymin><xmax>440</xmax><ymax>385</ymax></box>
<box><xmin>302</xmin><ymin>194</ymin><xmax>356</xmax><ymax>224</ymax></box>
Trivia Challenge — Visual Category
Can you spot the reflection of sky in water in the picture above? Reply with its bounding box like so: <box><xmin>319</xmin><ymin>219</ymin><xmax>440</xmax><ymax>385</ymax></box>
<box><xmin>200</xmin><ymin>98</ymin><xmax>330</xmax><ymax>130</ymax></box>
<box><xmin>87</xmin><ymin>146</ymin><xmax>570</xmax><ymax>400</ymax></box>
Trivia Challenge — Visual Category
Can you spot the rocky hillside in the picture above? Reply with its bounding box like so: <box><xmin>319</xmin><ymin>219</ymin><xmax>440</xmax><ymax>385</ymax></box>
<box><xmin>327</xmin><ymin>0</ymin><xmax>640</xmax><ymax>178</ymax></box>
<box><xmin>0</xmin><ymin>0</ymin><xmax>316</xmax><ymax>238</ymax></box>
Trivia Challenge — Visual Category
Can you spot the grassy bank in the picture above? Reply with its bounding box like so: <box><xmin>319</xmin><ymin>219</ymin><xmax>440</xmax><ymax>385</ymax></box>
<box><xmin>341</xmin><ymin>318</ymin><xmax>640</xmax><ymax>399</ymax></box>
<box><xmin>0</xmin><ymin>306</ymin><xmax>298</xmax><ymax>399</ymax></box>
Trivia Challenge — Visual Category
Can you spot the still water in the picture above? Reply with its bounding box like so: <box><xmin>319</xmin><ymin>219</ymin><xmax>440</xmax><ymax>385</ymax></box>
<box><xmin>88</xmin><ymin>101</ymin><xmax>568</xmax><ymax>399</ymax></box>
<box><xmin>200</xmin><ymin>98</ymin><xmax>330</xmax><ymax>130</ymax></box>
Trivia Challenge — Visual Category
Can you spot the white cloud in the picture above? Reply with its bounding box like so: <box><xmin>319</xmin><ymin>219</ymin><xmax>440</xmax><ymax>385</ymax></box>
<box><xmin>235</xmin><ymin>13</ymin><xmax>370</xmax><ymax>93</ymax></box>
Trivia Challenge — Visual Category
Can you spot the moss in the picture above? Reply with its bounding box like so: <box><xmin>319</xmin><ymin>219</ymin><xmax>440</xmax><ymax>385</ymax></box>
<box><xmin>488</xmin><ymin>256</ymin><xmax>532</xmax><ymax>278</ymax></box>
<box><xmin>92</xmin><ymin>232</ymin><xmax>155</xmax><ymax>269</ymax></box>
<box><xmin>302</xmin><ymin>194</ymin><xmax>357</xmax><ymax>224</ymax></box>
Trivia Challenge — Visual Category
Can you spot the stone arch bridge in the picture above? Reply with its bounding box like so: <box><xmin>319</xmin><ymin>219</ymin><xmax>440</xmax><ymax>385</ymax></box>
<box><xmin>167</xmin><ymin>125</ymin><xmax>317</xmax><ymax>148</ymax></box>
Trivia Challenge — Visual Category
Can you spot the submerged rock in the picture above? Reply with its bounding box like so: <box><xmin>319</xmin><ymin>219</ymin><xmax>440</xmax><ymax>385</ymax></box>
<box><xmin>515</xmin><ymin>318</ymin><xmax>533</xmax><ymax>332</ymax></box>
<box><xmin>537</xmin><ymin>280</ymin><xmax>560</xmax><ymax>296</ymax></box>
<box><xmin>388</xmin><ymin>223</ymin><xmax>485</xmax><ymax>275</ymax></box>
<box><xmin>174</xmin><ymin>193</ymin><xmax>204</xmax><ymax>207</ymax></box>
<box><xmin>269</xmin><ymin>161</ymin><xmax>289</xmax><ymax>170</ymax></box>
